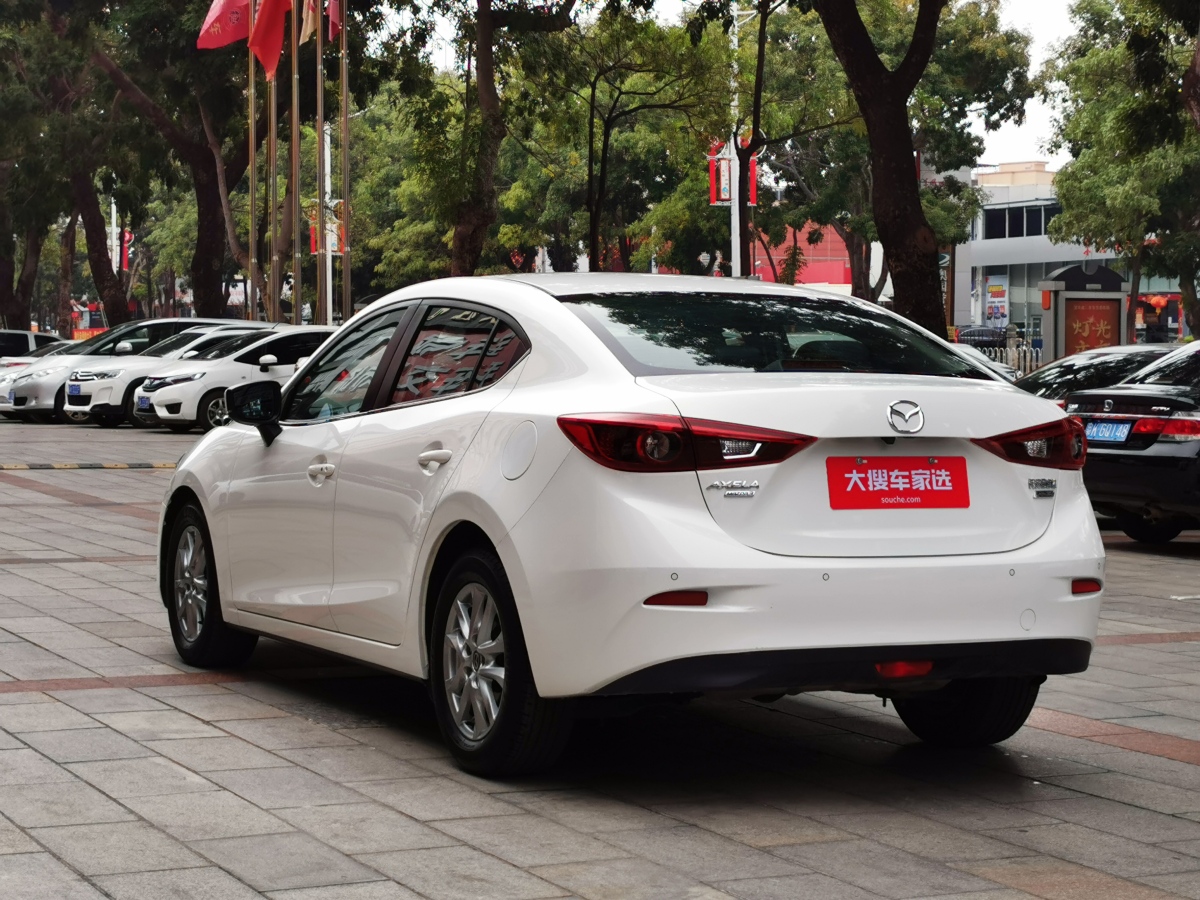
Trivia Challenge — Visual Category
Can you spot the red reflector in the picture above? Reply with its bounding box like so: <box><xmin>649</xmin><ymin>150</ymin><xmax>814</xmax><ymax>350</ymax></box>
<box><xmin>1072</xmin><ymin>578</ymin><xmax>1102</xmax><ymax>595</ymax></box>
<box><xmin>875</xmin><ymin>660</ymin><xmax>934</xmax><ymax>679</ymax></box>
<box><xmin>644</xmin><ymin>590</ymin><xmax>708</xmax><ymax>607</ymax></box>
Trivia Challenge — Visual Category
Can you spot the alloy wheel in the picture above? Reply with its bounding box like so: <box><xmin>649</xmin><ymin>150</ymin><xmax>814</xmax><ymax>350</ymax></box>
<box><xmin>206</xmin><ymin>396</ymin><xmax>229</xmax><ymax>429</ymax></box>
<box><xmin>443</xmin><ymin>582</ymin><xmax>506</xmax><ymax>740</ymax></box>
<box><xmin>174</xmin><ymin>524</ymin><xmax>209</xmax><ymax>643</ymax></box>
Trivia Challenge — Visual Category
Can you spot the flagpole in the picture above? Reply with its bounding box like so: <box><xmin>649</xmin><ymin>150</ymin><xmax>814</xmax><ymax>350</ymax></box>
<box><xmin>315</xmin><ymin>4</ymin><xmax>326</xmax><ymax>326</ymax></box>
<box><xmin>268</xmin><ymin>77</ymin><xmax>280</xmax><ymax>319</ymax></box>
<box><xmin>339</xmin><ymin>8</ymin><xmax>351</xmax><ymax>324</ymax></box>
<box><xmin>290</xmin><ymin>0</ymin><xmax>302</xmax><ymax>325</ymax></box>
<box><xmin>247</xmin><ymin>0</ymin><xmax>258</xmax><ymax>321</ymax></box>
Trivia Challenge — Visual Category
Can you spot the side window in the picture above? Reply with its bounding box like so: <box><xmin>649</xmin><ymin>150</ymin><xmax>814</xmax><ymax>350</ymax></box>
<box><xmin>0</xmin><ymin>334</ymin><xmax>29</xmax><ymax>357</ymax></box>
<box><xmin>284</xmin><ymin>308</ymin><xmax>408</xmax><ymax>421</ymax></box>
<box><xmin>33</xmin><ymin>334</ymin><xmax>57</xmax><ymax>348</ymax></box>
<box><xmin>473</xmin><ymin>323</ymin><xmax>528</xmax><ymax>388</ymax></box>
<box><xmin>148</xmin><ymin>324</ymin><xmax>179</xmax><ymax>347</ymax></box>
<box><xmin>106</xmin><ymin>326</ymin><xmax>150</xmax><ymax>354</ymax></box>
<box><xmin>389</xmin><ymin>306</ymin><xmax>504</xmax><ymax>405</ymax></box>
<box><xmin>239</xmin><ymin>333</ymin><xmax>327</xmax><ymax>367</ymax></box>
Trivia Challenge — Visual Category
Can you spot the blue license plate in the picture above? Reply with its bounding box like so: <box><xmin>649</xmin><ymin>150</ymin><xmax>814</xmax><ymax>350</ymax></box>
<box><xmin>137</xmin><ymin>396</ymin><xmax>150</xmax><ymax>410</ymax></box>
<box><xmin>67</xmin><ymin>384</ymin><xmax>81</xmax><ymax>395</ymax></box>
<box><xmin>1085</xmin><ymin>420</ymin><xmax>1132</xmax><ymax>443</ymax></box>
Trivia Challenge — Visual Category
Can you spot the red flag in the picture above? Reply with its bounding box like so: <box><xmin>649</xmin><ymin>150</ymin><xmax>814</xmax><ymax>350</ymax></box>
<box><xmin>328</xmin><ymin>0</ymin><xmax>342</xmax><ymax>41</ymax></box>
<box><xmin>249</xmin><ymin>0</ymin><xmax>291</xmax><ymax>80</ymax></box>
<box><xmin>197</xmin><ymin>0</ymin><xmax>250</xmax><ymax>49</ymax></box>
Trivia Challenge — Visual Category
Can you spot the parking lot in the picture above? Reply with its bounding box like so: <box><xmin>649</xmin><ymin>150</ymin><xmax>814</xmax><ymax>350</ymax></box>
<box><xmin>2</xmin><ymin>420</ymin><xmax>1200</xmax><ymax>899</ymax></box>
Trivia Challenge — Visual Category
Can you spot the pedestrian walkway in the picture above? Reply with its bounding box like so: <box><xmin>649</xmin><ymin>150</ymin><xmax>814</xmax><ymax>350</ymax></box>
<box><xmin>1</xmin><ymin>421</ymin><xmax>1200</xmax><ymax>898</ymax></box>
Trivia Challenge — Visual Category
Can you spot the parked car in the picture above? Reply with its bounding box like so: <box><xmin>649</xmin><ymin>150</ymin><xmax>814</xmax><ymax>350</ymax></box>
<box><xmin>952</xmin><ymin>344</ymin><xmax>1020</xmax><ymax>381</ymax></box>
<box><xmin>135</xmin><ymin>326</ymin><xmax>334</xmax><ymax>432</ymax></box>
<box><xmin>0</xmin><ymin>343</ymin><xmax>79</xmax><ymax>420</ymax></box>
<box><xmin>65</xmin><ymin>323</ymin><xmax>274</xmax><ymax>428</ymax></box>
<box><xmin>3</xmin><ymin>318</ymin><xmax>236</xmax><ymax>423</ymax></box>
<box><xmin>1067</xmin><ymin>341</ymin><xmax>1200</xmax><ymax>543</ymax></box>
<box><xmin>1016</xmin><ymin>344</ymin><xmax>1177</xmax><ymax>404</ymax></box>
<box><xmin>0</xmin><ymin>329</ymin><xmax>63</xmax><ymax>359</ymax></box>
<box><xmin>159</xmin><ymin>274</ymin><xmax>1103</xmax><ymax>774</ymax></box>
<box><xmin>955</xmin><ymin>326</ymin><xmax>1008</xmax><ymax>349</ymax></box>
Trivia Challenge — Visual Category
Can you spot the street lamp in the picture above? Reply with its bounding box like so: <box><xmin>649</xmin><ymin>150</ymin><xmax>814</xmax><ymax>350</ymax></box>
<box><xmin>728</xmin><ymin>3</ymin><xmax>757</xmax><ymax>278</ymax></box>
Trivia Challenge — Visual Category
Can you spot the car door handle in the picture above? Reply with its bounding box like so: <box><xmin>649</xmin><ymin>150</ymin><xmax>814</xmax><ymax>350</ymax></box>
<box><xmin>307</xmin><ymin>462</ymin><xmax>336</xmax><ymax>483</ymax></box>
<box><xmin>418</xmin><ymin>449</ymin><xmax>453</xmax><ymax>468</ymax></box>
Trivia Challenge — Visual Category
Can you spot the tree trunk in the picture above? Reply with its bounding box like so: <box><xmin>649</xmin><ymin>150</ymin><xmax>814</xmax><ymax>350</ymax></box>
<box><xmin>56</xmin><ymin>212</ymin><xmax>78</xmax><ymax>338</ymax></box>
<box><xmin>756</xmin><ymin>229</ymin><xmax>778</xmax><ymax>281</ymax></box>
<box><xmin>1128</xmin><ymin>246</ymin><xmax>1144</xmax><ymax>342</ymax></box>
<box><xmin>451</xmin><ymin>0</ymin><xmax>506</xmax><ymax>277</ymax></box>
<box><xmin>836</xmin><ymin>223</ymin><xmax>873</xmax><ymax>301</ymax></box>
<box><xmin>69</xmin><ymin>171</ymin><xmax>130</xmax><ymax>327</ymax></box>
<box><xmin>13</xmin><ymin>226</ymin><xmax>48</xmax><ymax>330</ymax></box>
<box><xmin>190</xmin><ymin>162</ymin><xmax>229</xmax><ymax>318</ymax></box>
<box><xmin>589</xmin><ymin>120</ymin><xmax>614</xmax><ymax>271</ymax></box>
<box><xmin>1179</xmin><ymin>269</ymin><xmax>1198</xmax><ymax>335</ymax></box>
<box><xmin>0</xmin><ymin>162</ymin><xmax>14</xmax><ymax>326</ymax></box>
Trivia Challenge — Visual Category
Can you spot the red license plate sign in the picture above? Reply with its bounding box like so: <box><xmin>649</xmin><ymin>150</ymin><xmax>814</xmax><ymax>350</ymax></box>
<box><xmin>826</xmin><ymin>456</ymin><xmax>970</xmax><ymax>510</ymax></box>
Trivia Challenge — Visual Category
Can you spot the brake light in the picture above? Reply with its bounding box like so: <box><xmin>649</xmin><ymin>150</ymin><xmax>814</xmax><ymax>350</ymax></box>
<box><xmin>875</xmin><ymin>660</ymin><xmax>934</xmax><ymax>678</ymax></box>
<box><xmin>1130</xmin><ymin>413</ymin><xmax>1200</xmax><ymax>441</ymax></box>
<box><xmin>644</xmin><ymin>590</ymin><xmax>708</xmax><ymax>606</ymax></box>
<box><xmin>1071</xmin><ymin>578</ymin><xmax>1102</xmax><ymax>594</ymax></box>
<box><xmin>972</xmin><ymin>417</ymin><xmax>1086</xmax><ymax>470</ymax></box>
<box><xmin>1132</xmin><ymin>418</ymin><xmax>1165</xmax><ymax>435</ymax></box>
<box><xmin>557</xmin><ymin>414</ymin><xmax>815</xmax><ymax>472</ymax></box>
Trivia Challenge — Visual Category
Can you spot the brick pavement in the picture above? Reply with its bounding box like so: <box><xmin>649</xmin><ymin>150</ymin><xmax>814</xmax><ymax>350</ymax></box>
<box><xmin>1</xmin><ymin>420</ymin><xmax>1200</xmax><ymax>898</ymax></box>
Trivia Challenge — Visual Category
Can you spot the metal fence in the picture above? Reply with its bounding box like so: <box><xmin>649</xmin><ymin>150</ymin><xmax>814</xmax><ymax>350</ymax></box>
<box><xmin>978</xmin><ymin>345</ymin><xmax>1042</xmax><ymax>376</ymax></box>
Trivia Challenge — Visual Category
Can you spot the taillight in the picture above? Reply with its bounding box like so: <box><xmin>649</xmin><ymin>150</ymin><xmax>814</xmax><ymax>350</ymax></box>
<box><xmin>557</xmin><ymin>414</ymin><xmax>815</xmax><ymax>472</ymax></box>
<box><xmin>1131</xmin><ymin>413</ymin><xmax>1200</xmax><ymax>441</ymax></box>
<box><xmin>972</xmin><ymin>417</ymin><xmax>1086</xmax><ymax>470</ymax></box>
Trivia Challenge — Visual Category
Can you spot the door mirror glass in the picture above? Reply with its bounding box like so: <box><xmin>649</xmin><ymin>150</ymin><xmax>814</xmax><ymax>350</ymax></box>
<box><xmin>226</xmin><ymin>381</ymin><xmax>283</xmax><ymax>445</ymax></box>
<box><xmin>114</xmin><ymin>341</ymin><xmax>134</xmax><ymax>356</ymax></box>
<box><xmin>258</xmin><ymin>353</ymin><xmax>278</xmax><ymax>372</ymax></box>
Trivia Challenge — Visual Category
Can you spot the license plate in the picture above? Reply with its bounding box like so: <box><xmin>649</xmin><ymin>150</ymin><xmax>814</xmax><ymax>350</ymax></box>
<box><xmin>1085</xmin><ymin>420</ymin><xmax>1131</xmax><ymax>443</ymax></box>
<box><xmin>137</xmin><ymin>396</ymin><xmax>150</xmax><ymax>410</ymax></box>
<box><xmin>67</xmin><ymin>384</ymin><xmax>81</xmax><ymax>395</ymax></box>
<box><xmin>827</xmin><ymin>456</ymin><xmax>970</xmax><ymax>510</ymax></box>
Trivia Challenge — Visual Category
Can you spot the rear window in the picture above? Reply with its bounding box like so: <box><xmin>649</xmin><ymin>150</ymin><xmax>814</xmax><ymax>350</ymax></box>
<box><xmin>1015</xmin><ymin>350</ymin><xmax>1173</xmax><ymax>399</ymax></box>
<box><xmin>1124</xmin><ymin>345</ymin><xmax>1200</xmax><ymax>387</ymax></box>
<box><xmin>562</xmin><ymin>292</ymin><xmax>989</xmax><ymax>379</ymax></box>
<box><xmin>197</xmin><ymin>332</ymin><xmax>267</xmax><ymax>359</ymax></box>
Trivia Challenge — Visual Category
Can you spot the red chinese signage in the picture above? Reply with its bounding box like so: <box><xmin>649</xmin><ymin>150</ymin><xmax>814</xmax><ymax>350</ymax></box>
<box><xmin>826</xmin><ymin>456</ymin><xmax>971</xmax><ymax>510</ymax></box>
<box><xmin>1065</xmin><ymin>299</ymin><xmax>1118</xmax><ymax>353</ymax></box>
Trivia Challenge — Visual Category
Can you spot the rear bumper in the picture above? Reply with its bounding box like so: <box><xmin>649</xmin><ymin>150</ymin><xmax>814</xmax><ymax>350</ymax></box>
<box><xmin>596</xmin><ymin>638</ymin><xmax>1091</xmax><ymax>696</ymax></box>
<box><xmin>1084</xmin><ymin>451</ymin><xmax>1200</xmax><ymax>519</ymax></box>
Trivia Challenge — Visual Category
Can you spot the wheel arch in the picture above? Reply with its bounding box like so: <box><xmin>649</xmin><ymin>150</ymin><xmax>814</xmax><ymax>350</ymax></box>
<box><xmin>159</xmin><ymin>486</ymin><xmax>202</xmax><ymax>609</ymax></box>
<box><xmin>421</xmin><ymin>521</ymin><xmax>498</xmax><ymax>658</ymax></box>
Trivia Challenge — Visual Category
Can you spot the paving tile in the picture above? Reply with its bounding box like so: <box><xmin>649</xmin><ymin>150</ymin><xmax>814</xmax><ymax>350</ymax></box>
<box><xmin>208</xmin><ymin>764</ymin><xmax>366</xmax><ymax>809</ymax></box>
<box><xmin>0</xmin><ymin>778</ymin><xmax>136</xmax><ymax>827</ymax></box>
<box><xmin>164</xmin><ymin>691</ymin><xmax>290</xmax><ymax>721</ymax></box>
<box><xmin>532</xmin><ymin>856</ymin><xmax>736</xmax><ymax>900</ymax></box>
<box><xmin>278</xmin><ymin>745</ymin><xmax>428</xmax><ymax>782</ymax></box>
<box><xmin>19</xmin><ymin>726</ymin><xmax>154</xmax><ymax>763</ymax></box>
<box><xmin>277</xmin><ymin>802</ymin><xmax>457</xmax><ymax>854</ymax></box>
<box><xmin>715</xmin><ymin>873</ymin><xmax>888</xmax><ymax>900</ymax></box>
<box><xmin>656</xmin><ymin>799</ymin><xmax>852</xmax><ymax>849</ymax></box>
<box><xmin>192</xmin><ymin>831</ymin><xmax>385</xmax><ymax>892</ymax></box>
<box><xmin>94</xmin><ymin>867</ymin><xmax>265</xmax><ymax>900</ymax></box>
<box><xmin>597</xmin><ymin>824</ymin><xmax>801</xmax><ymax>882</ymax></box>
<box><xmin>0</xmin><ymin>701</ymin><xmax>96</xmax><ymax>732</ymax></box>
<box><xmin>820</xmin><ymin>810</ymin><xmax>1033</xmax><ymax>863</ymax></box>
<box><xmin>266</xmin><ymin>884</ymin><xmax>425</xmax><ymax>900</ymax></box>
<box><xmin>145</xmin><ymin>735</ymin><xmax>290</xmax><ymax>771</ymax></box>
<box><xmin>0</xmin><ymin>851</ymin><xmax>107</xmax><ymax>900</ymax></box>
<box><xmin>31</xmin><ymin>820</ymin><xmax>206</xmax><ymax>875</ymax></box>
<box><xmin>360</xmin><ymin>845</ymin><xmax>568</xmax><ymax>900</ymax></box>
<box><xmin>959</xmin><ymin>855</ymin><xmax>1179</xmax><ymax>900</ymax></box>
<box><xmin>219</xmin><ymin>716</ymin><xmax>357</xmax><ymax>750</ymax></box>
<box><xmin>433</xmin><ymin>813</ymin><xmax>627</xmax><ymax>867</ymax></box>
<box><xmin>1043</xmin><ymin>771</ymin><xmax>1200</xmax><ymax>814</ymax></box>
<box><xmin>49</xmin><ymin>687</ymin><xmax>168</xmax><ymax>714</ymax></box>
<box><xmin>775</xmin><ymin>838</ymin><xmax>996</xmax><ymax>899</ymax></box>
<box><xmin>355</xmin><ymin>775</ymin><xmax>523</xmax><ymax>821</ymax></box>
<box><xmin>68</xmin><ymin>755</ymin><xmax>214</xmax><ymax>798</ymax></box>
<box><xmin>123</xmin><ymin>789</ymin><xmax>293</xmax><ymax>841</ymax></box>
<box><xmin>506</xmin><ymin>790</ymin><xmax>677</xmax><ymax>833</ymax></box>
<box><xmin>94</xmin><ymin>710</ymin><xmax>222</xmax><ymax>741</ymax></box>
<box><xmin>1019</xmin><ymin>796</ymin><xmax>1200</xmax><ymax>843</ymax></box>
<box><xmin>0</xmin><ymin>812</ymin><xmax>38</xmax><ymax>854</ymax></box>
<box><xmin>339</xmin><ymin>727</ymin><xmax>447</xmax><ymax>760</ymax></box>
<box><xmin>1137</xmin><ymin>871</ymin><xmax>1200</xmax><ymax>899</ymax></box>
<box><xmin>986</xmin><ymin>823</ymin><xmax>1197</xmax><ymax>878</ymax></box>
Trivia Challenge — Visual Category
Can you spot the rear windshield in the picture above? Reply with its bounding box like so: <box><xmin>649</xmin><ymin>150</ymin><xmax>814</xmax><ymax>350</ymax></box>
<box><xmin>562</xmin><ymin>292</ymin><xmax>990</xmax><ymax>379</ymax></box>
<box><xmin>1015</xmin><ymin>350</ymin><xmax>1173</xmax><ymax>398</ymax></box>
<box><xmin>1123</xmin><ymin>345</ymin><xmax>1200</xmax><ymax>387</ymax></box>
<box><xmin>197</xmin><ymin>332</ymin><xmax>267</xmax><ymax>359</ymax></box>
<box><xmin>29</xmin><ymin>342</ymin><xmax>70</xmax><ymax>359</ymax></box>
<box><xmin>140</xmin><ymin>330</ymin><xmax>210</xmax><ymax>358</ymax></box>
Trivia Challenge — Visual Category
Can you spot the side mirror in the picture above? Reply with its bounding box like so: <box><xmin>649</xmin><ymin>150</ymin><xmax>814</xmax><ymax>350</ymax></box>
<box><xmin>181</xmin><ymin>350</ymin><xmax>198</xmax><ymax>359</ymax></box>
<box><xmin>114</xmin><ymin>341</ymin><xmax>134</xmax><ymax>356</ymax></box>
<box><xmin>294</xmin><ymin>356</ymin><xmax>310</xmax><ymax>373</ymax></box>
<box><xmin>258</xmin><ymin>353</ymin><xmax>278</xmax><ymax>373</ymax></box>
<box><xmin>226</xmin><ymin>381</ymin><xmax>282</xmax><ymax>446</ymax></box>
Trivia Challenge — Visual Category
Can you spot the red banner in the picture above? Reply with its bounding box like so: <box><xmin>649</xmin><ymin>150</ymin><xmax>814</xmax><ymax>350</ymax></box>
<box><xmin>1064</xmin><ymin>299</ymin><xmax>1119</xmax><ymax>354</ymax></box>
<box><xmin>826</xmin><ymin>456</ymin><xmax>971</xmax><ymax>510</ymax></box>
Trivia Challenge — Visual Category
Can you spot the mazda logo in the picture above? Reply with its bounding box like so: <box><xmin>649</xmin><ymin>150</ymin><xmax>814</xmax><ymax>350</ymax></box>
<box><xmin>887</xmin><ymin>400</ymin><xmax>924</xmax><ymax>434</ymax></box>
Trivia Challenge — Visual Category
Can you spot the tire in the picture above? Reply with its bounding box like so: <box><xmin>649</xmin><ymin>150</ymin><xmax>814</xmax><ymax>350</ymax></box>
<box><xmin>197</xmin><ymin>389</ymin><xmax>228</xmax><ymax>432</ymax></box>
<box><xmin>125</xmin><ymin>387</ymin><xmax>151</xmax><ymax>428</ymax></box>
<box><xmin>165</xmin><ymin>503</ymin><xmax>257</xmax><ymax>668</ymax></box>
<box><xmin>167</xmin><ymin>423</ymin><xmax>195</xmax><ymax>434</ymax></box>
<box><xmin>1</xmin><ymin>413</ymin><xmax>20</xmax><ymax>421</ymax></box>
<box><xmin>30</xmin><ymin>387</ymin><xmax>66</xmax><ymax>425</ymax></box>
<box><xmin>1116</xmin><ymin>511</ymin><xmax>1184</xmax><ymax>544</ymax></box>
<box><xmin>893</xmin><ymin>677</ymin><xmax>1041</xmax><ymax>748</ymax></box>
<box><xmin>93</xmin><ymin>413</ymin><xmax>123</xmax><ymax>428</ymax></box>
<box><xmin>429</xmin><ymin>548</ymin><xmax>571</xmax><ymax>775</ymax></box>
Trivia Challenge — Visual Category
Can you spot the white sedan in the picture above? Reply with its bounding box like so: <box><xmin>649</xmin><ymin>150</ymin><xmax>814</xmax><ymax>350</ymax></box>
<box><xmin>65</xmin><ymin>324</ymin><xmax>274</xmax><ymax>427</ymax></box>
<box><xmin>158</xmin><ymin>275</ymin><xmax>1104</xmax><ymax>774</ymax></box>
<box><xmin>134</xmin><ymin>327</ymin><xmax>334</xmax><ymax>432</ymax></box>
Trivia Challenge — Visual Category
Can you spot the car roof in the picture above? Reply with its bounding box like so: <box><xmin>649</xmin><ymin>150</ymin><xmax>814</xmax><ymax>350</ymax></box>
<box><xmin>502</xmin><ymin>272</ymin><xmax>856</xmax><ymax>302</ymax></box>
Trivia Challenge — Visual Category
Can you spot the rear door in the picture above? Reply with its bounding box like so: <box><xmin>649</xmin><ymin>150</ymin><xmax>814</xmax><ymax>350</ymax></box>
<box><xmin>329</xmin><ymin>304</ymin><xmax>529</xmax><ymax>644</ymax></box>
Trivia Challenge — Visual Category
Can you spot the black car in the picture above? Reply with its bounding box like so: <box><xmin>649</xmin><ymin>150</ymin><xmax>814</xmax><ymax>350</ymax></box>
<box><xmin>1016</xmin><ymin>344</ymin><xmax>1177</xmax><ymax>403</ymax></box>
<box><xmin>1066</xmin><ymin>341</ymin><xmax>1200</xmax><ymax>543</ymax></box>
<box><xmin>955</xmin><ymin>326</ymin><xmax>1008</xmax><ymax>349</ymax></box>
